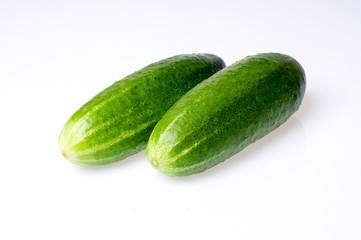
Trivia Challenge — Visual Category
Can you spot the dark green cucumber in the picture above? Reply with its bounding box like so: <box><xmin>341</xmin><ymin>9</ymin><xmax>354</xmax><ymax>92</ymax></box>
<box><xmin>59</xmin><ymin>54</ymin><xmax>225</xmax><ymax>165</ymax></box>
<box><xmin>146</xmin><ymin>53</ymin><xmax>306</xmax><ymax>176</ymax></box>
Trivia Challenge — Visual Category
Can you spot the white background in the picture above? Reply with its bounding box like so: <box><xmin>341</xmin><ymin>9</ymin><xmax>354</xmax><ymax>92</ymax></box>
<box><xmin>1</xmin><ymin>0</ymin><xmax>360</xmax><ymax>239</ymax></box>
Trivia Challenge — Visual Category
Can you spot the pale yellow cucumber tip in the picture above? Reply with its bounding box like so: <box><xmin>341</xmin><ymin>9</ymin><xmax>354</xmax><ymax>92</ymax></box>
<box><xmin>61</xmin><ymin>150</ymin><xmax>67</xmax><ymax>158</ymax></box>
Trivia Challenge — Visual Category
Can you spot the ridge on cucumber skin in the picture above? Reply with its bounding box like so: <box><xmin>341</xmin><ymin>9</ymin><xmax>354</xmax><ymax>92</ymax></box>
<box><xmin>59</xmin><ymin>54</ymin><xmax>226</xmax><ymax>165</ymax></box>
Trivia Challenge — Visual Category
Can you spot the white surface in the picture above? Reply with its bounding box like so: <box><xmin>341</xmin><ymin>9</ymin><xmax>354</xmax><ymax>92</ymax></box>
<box><xmin>1</xmin><ymin>0</ymin><xmax>360</xmax><ymax>239</ymax></box>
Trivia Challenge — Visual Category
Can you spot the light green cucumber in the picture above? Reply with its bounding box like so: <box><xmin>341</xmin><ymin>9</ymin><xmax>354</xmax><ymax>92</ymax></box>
<box><xmin>146</xmin><ymin>53</ymin><xmax>306</xmax><ymax>176</ymax></box>
<box><xmin>59</xmin><ymin>54</ymin><xmax>225</xmax><ymax>165</ymax></box>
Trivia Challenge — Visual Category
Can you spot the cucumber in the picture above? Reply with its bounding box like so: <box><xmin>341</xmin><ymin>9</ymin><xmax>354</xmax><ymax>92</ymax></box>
<box><xmin>146</xmin><ymin>53</ymin><xmax>306</xmax><ymax>176</ymax></box>
<box><xmin>59</xmin><ymin>54</ymin><xmax>225</xmax><ymax>165</ymax></box>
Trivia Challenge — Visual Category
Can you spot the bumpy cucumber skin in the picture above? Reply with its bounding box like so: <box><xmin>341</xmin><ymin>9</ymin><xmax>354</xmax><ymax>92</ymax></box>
<box><xmin>59</xmin><ymin>54</ymin><xmax>226</xmax><ymax>165</ymax></box>
<box><xmin>147</xmin><ymin>53</ymin><xmax>306</xmax><ymax>177</ymax></box>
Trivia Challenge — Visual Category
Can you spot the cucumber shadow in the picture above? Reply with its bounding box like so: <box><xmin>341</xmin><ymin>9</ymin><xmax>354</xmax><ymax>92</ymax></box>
<box><xmin>165</xmin><ymin>93</ymin><xmax>313</xmax><ymax>182</ymax></box>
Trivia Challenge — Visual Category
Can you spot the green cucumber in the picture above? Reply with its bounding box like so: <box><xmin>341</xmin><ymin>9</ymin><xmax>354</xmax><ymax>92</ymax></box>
<box><xmin>146</xmin><ymin>53</ymin><xmax>306</xmax><ymax>176</ymax></box>
<box><xmin>59</xmin><ymin>54</ymin><xmax>225</xmax><ymax>165</ymax></box>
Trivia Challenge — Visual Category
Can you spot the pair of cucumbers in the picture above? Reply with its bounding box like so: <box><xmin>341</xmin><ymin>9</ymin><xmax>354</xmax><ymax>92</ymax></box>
<box><xmin>59</xmin><ymin>53</ymin><xmax>306</xmax><ymax>176</ymax></box>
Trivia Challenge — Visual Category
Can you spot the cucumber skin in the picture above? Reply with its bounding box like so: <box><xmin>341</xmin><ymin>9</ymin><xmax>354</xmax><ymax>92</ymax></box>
<box><xmin>59</xmin><ymin>54</ymin><xmax>226</xmax><ymax>165</ymax></box>
<box><xmin>146</xmin><ymin>53</ymin><xmax>306</xmax><ymax>177</ymax></box>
